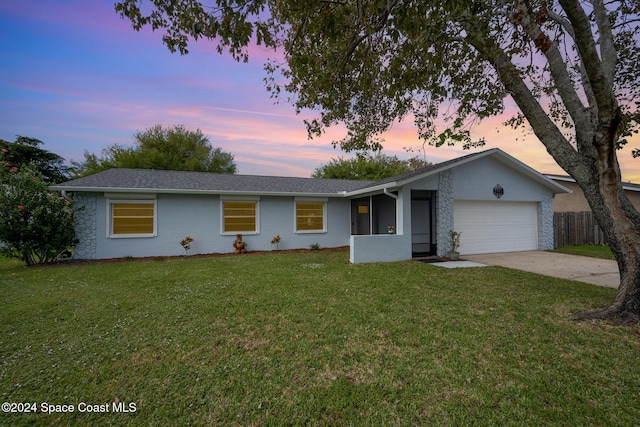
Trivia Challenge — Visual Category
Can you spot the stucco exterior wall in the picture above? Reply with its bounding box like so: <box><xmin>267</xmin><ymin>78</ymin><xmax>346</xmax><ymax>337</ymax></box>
<box><xmin>450</xmin><ymin>156</ymin><xmax>553</xmax><ymax>201</ymax></box>
<box><xmin>350</xmin><ymin>234</ymin><xmax>411</xmax><ymax>263</ymax></box>
<box><xmin>82</xmin><ymin>193</ymin><xmax>351</xmax><ymax>260</ymax></box>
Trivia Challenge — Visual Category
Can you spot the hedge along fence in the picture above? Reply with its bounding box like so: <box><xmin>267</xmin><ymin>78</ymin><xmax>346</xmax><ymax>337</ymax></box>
<box><xmin>553</xmin><ymin>211</ymin><xmax>606</xmax><ymax>248</ymax></box>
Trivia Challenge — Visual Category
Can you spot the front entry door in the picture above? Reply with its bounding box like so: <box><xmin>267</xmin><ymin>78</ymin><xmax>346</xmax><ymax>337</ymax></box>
<box><xmin>411</xmin><ymin>191</ymin><xmax>435</xmax><ymax>255</ymax></box>
<box><xmin>351</xmin><ymin>198</ymin><xmax>371</xmax><ymax>235</ymax></box>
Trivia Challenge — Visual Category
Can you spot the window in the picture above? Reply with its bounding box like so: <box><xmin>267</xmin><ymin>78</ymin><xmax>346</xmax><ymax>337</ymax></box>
<box><xmin>223</xmin><ymin>201</ymin><xmax>258</xmax><ymax>233</ymax></box>
<box><xmin>296</xmin><ymin>201</ymin><xmax>326</xmax><ymax>232</ymax></box>
<box><xmin>109</xmin><ymin>200</ymin><xmax>156</xmax><ymax>237</ymax></box>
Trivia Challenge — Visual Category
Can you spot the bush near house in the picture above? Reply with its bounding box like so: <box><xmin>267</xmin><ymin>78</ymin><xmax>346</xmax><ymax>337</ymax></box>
<box><xmin>0</xmin><ymin>158</ymin><xmax>77</xmax><ymax>265</ymax></box>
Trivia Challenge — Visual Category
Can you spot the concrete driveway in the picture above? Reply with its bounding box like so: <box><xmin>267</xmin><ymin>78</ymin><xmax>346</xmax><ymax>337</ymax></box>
<box><xmin>463</xmin><ymin>251</ymin><xmax>619</xmax><ymax>288</ymax></box>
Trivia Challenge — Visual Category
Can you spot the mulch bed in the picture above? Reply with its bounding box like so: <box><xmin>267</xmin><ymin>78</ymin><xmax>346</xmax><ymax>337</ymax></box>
<box><xmin>47</xmin><ymin>246</ymin><xmax>351</xmax><ymax>267</ymax></box>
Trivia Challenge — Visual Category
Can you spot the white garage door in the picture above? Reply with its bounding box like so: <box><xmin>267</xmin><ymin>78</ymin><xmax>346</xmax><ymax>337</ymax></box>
<box><xmin>453</xmin><ymin>200</ymin><xmax>538</xmax><ymax>255</ymax></box>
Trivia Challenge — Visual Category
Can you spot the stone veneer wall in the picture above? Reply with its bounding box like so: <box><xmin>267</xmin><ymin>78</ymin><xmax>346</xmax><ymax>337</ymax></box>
<box><xmin>538</xmin><ymin>191</ymin><xmax>554</xmax><ymax>250</ymax></box>
<box><xmin>73</xmin><ymin>193</ymin><xmax>97</xmax><ymax>260</ymax></box>
<box><xmin>436</xmin><ymin>170</ymin><xmax>454</xmax><ymax>257</ymax></box>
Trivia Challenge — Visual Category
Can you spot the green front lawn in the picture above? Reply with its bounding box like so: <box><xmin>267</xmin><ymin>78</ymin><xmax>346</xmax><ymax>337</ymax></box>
<box><xmin>1</xmin><ymin>251</ymin><xmax>638</xmax><ymax>426</ymax></box>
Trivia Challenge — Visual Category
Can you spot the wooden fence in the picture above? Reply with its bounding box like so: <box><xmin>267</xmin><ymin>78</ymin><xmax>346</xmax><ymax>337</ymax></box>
<box><xmin>553</xmin><ymin>211</ymin><xmax>606</xmax><ymax>248</ymax></box>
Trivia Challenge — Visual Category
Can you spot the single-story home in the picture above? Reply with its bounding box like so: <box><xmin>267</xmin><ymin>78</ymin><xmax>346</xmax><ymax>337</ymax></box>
<box><xmin>51</xmin><ymin>148</ymin><xmax>569</xmax><ymax>263</ymax></box>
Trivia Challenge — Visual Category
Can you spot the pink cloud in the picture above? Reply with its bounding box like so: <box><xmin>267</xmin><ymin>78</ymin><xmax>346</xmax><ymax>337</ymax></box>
<box><xmin>3</xmin><ymin>1</ymin><xmax>637</xmax><ymax>182</ymax></box>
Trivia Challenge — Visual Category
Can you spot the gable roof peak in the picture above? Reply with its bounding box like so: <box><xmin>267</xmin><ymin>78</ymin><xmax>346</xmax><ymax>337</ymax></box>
<box><xmin>347</xmin><ymin>148</ymin><xmax>568</xmax><ymax>195</ymax></box>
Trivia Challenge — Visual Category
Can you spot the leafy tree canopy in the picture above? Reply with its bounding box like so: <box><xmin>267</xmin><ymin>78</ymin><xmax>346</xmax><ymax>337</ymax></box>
<box><xmin>0</xmin><ymin>136</ymin><xmax>70</xmax><ymax>184</ymax></box>
<box><xmin>73</xmin><ymin>124</ymin><xmax>237</xmax><ymax>177</ymax></box>
<box><xmin>115</xmin><ymin>0</ymin><xmax>639</xmax><ymax>154</ymax></box>
<box><xmin>312</xmin><ymin>153</ymin><xmax>431</xmax><ymax>180</ymax></box>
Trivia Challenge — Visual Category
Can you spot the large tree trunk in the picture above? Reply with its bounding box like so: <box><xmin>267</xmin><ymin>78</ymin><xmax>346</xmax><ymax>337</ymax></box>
<box><xmin>464</xmin><ymin>2</ymin><xmax>640</xmax><ymax>324</ymax></box>
<box><xmin>465</xmin><ymin>21</ymin><xmax>640</xmax><ymax>324</ymax></box>
<box><xmin>572</xmin><ymin>134</ymin><xmax>640</xmax><ymax>322</ymax></box>
<box><xmin>550</xmin><ymin>0</ymin><xmax>640</xmax><ymax>322</ymax></box>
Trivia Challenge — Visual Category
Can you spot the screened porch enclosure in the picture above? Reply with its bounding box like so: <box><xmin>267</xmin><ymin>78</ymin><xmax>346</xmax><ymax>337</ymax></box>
<box><xmin>350</xmin><ymin>194</ymin><xmax>397</xmax><ymax>236</ymax></box>
<box><xmin>348</xmin><ymin>192</ymin><xmax>410</xmax><ymax>264</ymax></box>
<box><xmin>349</xmin><ymin>193</ymin><xmax>404</xmax><ymax>263</ymax></box>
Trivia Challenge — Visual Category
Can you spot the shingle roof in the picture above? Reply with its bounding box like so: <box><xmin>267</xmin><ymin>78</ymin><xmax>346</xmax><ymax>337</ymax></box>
<box><xmin>51</xmin><ymin>168</ymin><xmax>374</xmax><ymax>196</ymax></box>
<box><xmin>51</xmin><ymin>148</ymin><xmax>569</xmax><ymax>196</ymax></box>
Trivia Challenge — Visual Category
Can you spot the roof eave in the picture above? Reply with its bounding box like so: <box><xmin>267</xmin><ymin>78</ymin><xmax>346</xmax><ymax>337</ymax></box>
<box><xmin>345</xmin><ymin>182</ymin><xmax>400</xmax><ymax>197</ymax></box>
<box><xmin>49</xmin><ymin>185</ymin><xmax>347</xmax><ymax>198</ymax></box>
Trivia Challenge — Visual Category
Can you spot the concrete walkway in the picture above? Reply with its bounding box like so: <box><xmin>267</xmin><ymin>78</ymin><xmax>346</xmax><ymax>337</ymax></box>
<box><xmin>463</xmin><ymin>251</ymin><xmax>619</xmax><ymax>288</ymax></box>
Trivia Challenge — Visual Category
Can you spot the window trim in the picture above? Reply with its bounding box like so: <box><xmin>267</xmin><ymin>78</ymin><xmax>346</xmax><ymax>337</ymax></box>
<box><xmin>294</xmin><ymin>198</ymin><xmax>327</xmax><ymax>234</ymax></box>
<box><xmin>220</xmin><ymin>197</ymin><xmax>260</xmax><ymax>235</ymax></box>
<box><xmin>107</xmin><ymin>198</ymin><xmax>157</xmax><ymax>238</ymax></box>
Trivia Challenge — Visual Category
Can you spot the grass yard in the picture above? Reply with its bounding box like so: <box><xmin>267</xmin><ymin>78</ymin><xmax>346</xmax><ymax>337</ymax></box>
<box><xmin>1</xmin><ymin>251</ymin><xmax>639</xmax><ymax>426</ymax></box>
<box><xmin>552</xmin><ymin>244</ymin><xmax>615</xmax><ymax>260</ymax></box>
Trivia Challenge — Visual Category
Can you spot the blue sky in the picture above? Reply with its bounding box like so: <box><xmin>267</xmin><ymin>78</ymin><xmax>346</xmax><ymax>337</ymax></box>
<box><xmin>1</xmin><ymin>0</ymin><xmax>638</xmax><ymax>181</ymax></box>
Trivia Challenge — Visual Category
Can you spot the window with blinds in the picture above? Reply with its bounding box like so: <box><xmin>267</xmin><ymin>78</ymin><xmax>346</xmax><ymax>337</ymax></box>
<box><xmin>111</xmin><ymin>202</ymin><xmax>155</xmax><ymax>236</ymax></box>
<box><xmin>223</xmin><ymin>201</ymin><xmax>257</xmax><ymax>233</ymax></box>
<box><xmin>296</xmin><ymin>202</ymin><xmax>325</xmax><ymax>232</ymax></box>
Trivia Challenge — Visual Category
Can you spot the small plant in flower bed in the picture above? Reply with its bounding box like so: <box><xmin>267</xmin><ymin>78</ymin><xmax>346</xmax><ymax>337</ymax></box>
<box><xmin>180</xmin><ymin>235</ymin><xmax>194</xmax><ymax>255</ymax></box>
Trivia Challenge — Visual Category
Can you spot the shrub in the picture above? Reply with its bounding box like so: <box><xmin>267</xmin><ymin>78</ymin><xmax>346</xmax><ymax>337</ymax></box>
<box><xmin>0</xmin><ymin>157</ymin><xmax>77</xmax><ymax>265</ymax></box>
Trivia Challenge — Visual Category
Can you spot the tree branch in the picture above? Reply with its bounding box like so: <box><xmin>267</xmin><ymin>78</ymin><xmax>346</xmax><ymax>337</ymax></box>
<box><xmin>339</xmin><ymin>0</ymin><xmax>399</xmax><ymax>68</ymax></box>
<box><xmin>461</xmin><ymin>18</ymin><xmax>583</xmax><ymax>176</ymax></box>
<box><xmin>512</xmin><ymin>0</ymin><xmax>593</xmax><ymax>144</ymax></box>
<box><xmin>558</xmin><ymin>0</ymin><xmax>618</xmax><ymax>124</ymax></box>
<box><xmin>590</xmin><ymin>0</ymin><xmax>618</xmax><ymax>85</ymax></box>
<box><xmin>549</xmin><ymin>8</ymin><xmax>598</xmax><ymax>110</ymax></box>
<box><xmin>547</xmin><ymin>10</ymin><xmax>574</xmax><ymax>35</ymax></box>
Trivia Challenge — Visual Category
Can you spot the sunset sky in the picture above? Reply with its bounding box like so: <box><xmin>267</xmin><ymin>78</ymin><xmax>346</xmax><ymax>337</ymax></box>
<box><xmin>1</xmin><ymin>0</ymin><xmax>638</xmax><ymax>182</ymax></box>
